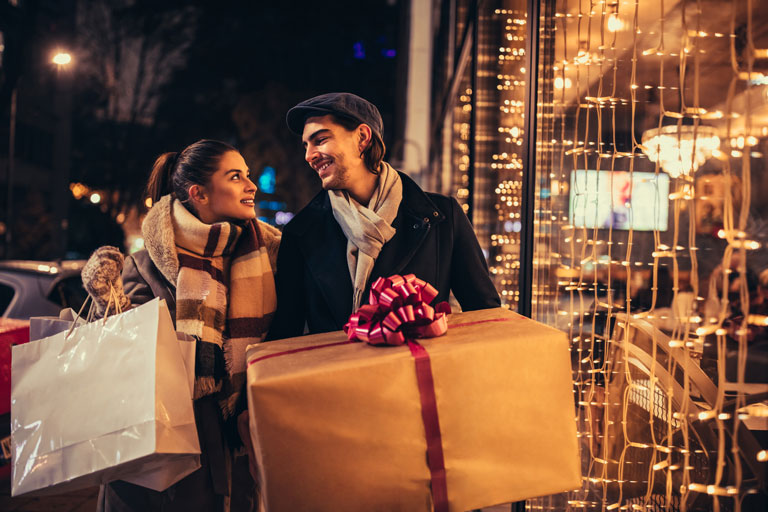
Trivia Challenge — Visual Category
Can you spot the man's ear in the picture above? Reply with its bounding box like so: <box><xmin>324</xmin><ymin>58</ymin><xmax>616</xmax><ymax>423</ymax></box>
<box><xmin>188</xmin><ymin>184</ymin><xmax>208</xmax><ymax>205</ymax></box>
<box><xmin>357</xmin><ymin>124</ymin><xmax>373</xmax><ymax>153</ymax></box>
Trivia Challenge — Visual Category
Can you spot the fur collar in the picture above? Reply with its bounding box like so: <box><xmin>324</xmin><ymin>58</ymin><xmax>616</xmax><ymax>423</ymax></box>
<box><xmin>141</xmin><ymin>195</ymin><xmax>282</xmax><ymax>286</ymax></box>
<box><xmin>142</xmin><ymin>195</ymin><xmax>180</xmax><ymax>285</ymax></box>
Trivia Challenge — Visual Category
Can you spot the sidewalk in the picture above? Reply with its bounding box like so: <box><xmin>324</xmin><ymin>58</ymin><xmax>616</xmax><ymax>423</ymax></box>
<box><xmin>0</xmin><ymin>480</ymin><xmax>98</xmax><ymax>512</ymax></box>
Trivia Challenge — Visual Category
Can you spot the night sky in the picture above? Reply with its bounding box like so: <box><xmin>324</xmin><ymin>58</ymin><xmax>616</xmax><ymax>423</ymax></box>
<box><xmin>156</xmin><ymin>0</ymin><xmax>402</xmax><ymax>143</ymax></box>
<box><xmin>1</xmin><ymin>0</ymin><xmax>404</xmax><ymax>258</ymax></box>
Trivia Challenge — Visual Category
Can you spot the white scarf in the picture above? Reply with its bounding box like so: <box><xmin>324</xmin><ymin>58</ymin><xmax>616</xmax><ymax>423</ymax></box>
<box><xmin>329</xmin><ymin>162</ymin><xmax>403</xmax><ymax>310</ymax></box>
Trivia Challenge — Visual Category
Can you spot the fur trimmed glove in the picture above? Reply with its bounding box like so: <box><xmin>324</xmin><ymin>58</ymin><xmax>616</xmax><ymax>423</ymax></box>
<box><xmin>82</xmin><ymin>246</ymin><xmax>131</xmax><ymax>315</ymax></box>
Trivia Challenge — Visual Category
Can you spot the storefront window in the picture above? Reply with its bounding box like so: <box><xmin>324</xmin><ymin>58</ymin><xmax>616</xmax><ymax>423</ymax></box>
<box><xmin>530</xmin><ymin>1</ymin><xmax>768</xmax><ymax>510</ymax></box>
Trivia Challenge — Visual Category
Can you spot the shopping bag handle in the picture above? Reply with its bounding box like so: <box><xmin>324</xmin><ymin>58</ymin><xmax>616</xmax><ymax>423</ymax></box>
<box><xmin>64</xmin><ymin>283</ymin><xmax>125</xmax><ymax>339</ymax></box>
<box><xmin>65</xmin><ymin>294</ymin><xmax>93</xmax><ymax>339</ymax></box>
<box><xmin>102</xmin><ymin>284</ymin><xmax>123</xmax><ymax>324</ymax></box>
<box><xmin>64</xmin><ymin>282</ymin><xmax>124</xmax><ymax>338</ymax></box>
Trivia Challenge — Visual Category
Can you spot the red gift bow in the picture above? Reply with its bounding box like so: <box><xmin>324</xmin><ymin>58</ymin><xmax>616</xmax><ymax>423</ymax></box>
<box><xmin>344</xmin><ymin>274</ymin><xmax>451</xmax><ymax>512</ymax></box>
<box><xmin>343</xmin><ymin>273</ymin><xmax>451</xmax><ymax>345</ymax></box>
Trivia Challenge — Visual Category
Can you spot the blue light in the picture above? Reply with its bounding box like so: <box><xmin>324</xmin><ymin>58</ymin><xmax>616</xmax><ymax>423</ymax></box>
<box><xmin>382</xmin><ymin>49</ymin><xmax>396</xmax><ymax>58</ymax></box>
<box><xmin>258</xmin><ymin>166</ymin><xmax>276</xmax><ymax>194</ymax></box>
<box><xmin>541</xmin><ymin>188</ymin><xmax>551</xmax><ymax>199</ymax></box>
<box><xmin>353</xmin><ymin>42</ymin><xmax>366</xmax><ymax>59</ymax></box>
<box><xmin>258</xmin><ymin>200</ymin><xmax>287</xmax><ymax>211</ymax></box>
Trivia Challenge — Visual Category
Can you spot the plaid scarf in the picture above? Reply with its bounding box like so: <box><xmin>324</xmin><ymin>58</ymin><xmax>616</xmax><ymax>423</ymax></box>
<box><xmin>172</xmin><ymin>200</ymin><xmax>276</xmax><ymax>420</ymax></box>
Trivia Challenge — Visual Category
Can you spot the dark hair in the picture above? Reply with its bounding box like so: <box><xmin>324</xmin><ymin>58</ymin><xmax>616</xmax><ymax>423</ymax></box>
<box><xmin>330</xmin><ymin>115</ymin><xmax>386</xmax><ymax>174</ymax></box>
<box><xmin>146</xmin><ymin>139</ymin><xmax>237</xmax><ymax>207</ymax></box>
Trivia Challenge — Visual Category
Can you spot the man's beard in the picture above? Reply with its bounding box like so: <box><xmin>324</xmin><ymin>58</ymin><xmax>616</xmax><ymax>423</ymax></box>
<box><xmin>320</xmin><ymin>160</ymin><xmax>349</xmax><ymax>191</ymax></box>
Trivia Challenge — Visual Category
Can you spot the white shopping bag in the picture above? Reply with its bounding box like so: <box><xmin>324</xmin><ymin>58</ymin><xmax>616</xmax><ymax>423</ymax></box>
<box><xmin>11</xmin><ymin>298</ymin><xmax>201</xmax><ymax>496</ymax></box>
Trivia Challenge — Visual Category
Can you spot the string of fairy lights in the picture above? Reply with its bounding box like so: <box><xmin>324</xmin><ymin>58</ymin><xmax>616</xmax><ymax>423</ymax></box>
<box><xmin>453</xmin><ymin>88</ymin><xmax>472</xmax><ymax>207</ymax></box>
<box><xmin>489</xmin><ymin>6</ymin><xmax>527</xmax><ymax>309</ymax></box>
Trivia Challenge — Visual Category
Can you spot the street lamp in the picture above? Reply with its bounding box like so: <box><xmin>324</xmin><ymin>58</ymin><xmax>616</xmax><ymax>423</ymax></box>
<box><xmin>50</xmin><ymin>49</ymin><xmax>74</xmax><ymax>259</ymax></box>
<box><xmin>52</xmin><ymin>52</ymin><xmax>72</xmax><ymax>67</ymax></box>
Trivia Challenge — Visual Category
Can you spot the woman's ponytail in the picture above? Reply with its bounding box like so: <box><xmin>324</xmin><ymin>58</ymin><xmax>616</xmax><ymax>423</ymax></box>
<box><xmin>146</xmin><ymin>152</ymin><xmax>178</xmax><ymax>205</ymax></box>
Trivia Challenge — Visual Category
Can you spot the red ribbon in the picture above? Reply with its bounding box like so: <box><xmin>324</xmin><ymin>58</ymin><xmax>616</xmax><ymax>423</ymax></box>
<box><xmin>343</xmin><ymin>274</ymin><xmax>451</xmax><ymax>512</ymax></box>
<box><xmin>407</xmin><ymin>340</ymin><xmax>449</xmax><ymax>512</ymax></box>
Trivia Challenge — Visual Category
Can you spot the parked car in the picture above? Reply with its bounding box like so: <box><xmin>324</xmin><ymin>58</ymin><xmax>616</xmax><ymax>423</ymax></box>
<box><xmin>0</xmin><ymin>260</ymin><xmax>87</xmax><ymax>320</ymax></box>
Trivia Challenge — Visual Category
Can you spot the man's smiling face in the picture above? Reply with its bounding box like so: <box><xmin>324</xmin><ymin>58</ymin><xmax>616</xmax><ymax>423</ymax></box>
<box><xmin>302</xmin><ymin>115</ymin><xmax>365</xmax><ymax>191</ymax></box>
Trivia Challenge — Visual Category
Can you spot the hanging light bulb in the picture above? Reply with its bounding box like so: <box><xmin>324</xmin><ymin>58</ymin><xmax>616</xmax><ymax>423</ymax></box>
<box><xmin>607</xmin><ymin>12</ymin><xmax>625</xmax><ymax>32</ymax></box>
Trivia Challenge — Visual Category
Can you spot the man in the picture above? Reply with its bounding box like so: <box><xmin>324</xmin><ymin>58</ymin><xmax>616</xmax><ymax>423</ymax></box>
<box><xmin>267</xmin><ymin>92</ymin><xmax>500</xmax><ymax>339</ymax></box>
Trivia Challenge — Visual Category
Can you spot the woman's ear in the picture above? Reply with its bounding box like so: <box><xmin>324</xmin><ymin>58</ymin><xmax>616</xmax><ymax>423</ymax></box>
<box><xmin>188</xmin><ymin>184</ymin><xmax>208</xmax><ymax>205</ymax></box>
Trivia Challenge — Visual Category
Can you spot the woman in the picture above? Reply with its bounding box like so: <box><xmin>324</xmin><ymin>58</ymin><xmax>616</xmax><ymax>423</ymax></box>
<box><xmin>82</xmin><ymin>139</ymin><xmax>280</xmax><ymax>511</ymax></box>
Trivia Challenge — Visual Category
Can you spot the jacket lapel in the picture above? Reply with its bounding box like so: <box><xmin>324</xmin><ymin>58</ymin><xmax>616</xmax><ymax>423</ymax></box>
<box><xmin>371</xmin><ymin>172</ymin><xmax>445</xmax><ymax>281</ymax></box>
<box><xmin>295</xmin><ymin>194</ymin><xmax>354</xmax><ymax>326</ymax></box>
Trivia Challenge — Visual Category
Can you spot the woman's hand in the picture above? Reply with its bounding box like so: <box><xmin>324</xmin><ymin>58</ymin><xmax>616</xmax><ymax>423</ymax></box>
<box><xmin>82</xmin><ymin>246</ymin><xmax>131</xmax><ymax>315</ymax></box>
<box><xmin>237</xmin><ymin>410</ymin><xmax>259</xmax><ymax>482</ymax></box>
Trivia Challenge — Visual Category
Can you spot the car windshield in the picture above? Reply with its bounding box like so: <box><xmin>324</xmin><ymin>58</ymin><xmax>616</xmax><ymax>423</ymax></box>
<box><xmin>0</xmin><ymin>283</ymin><xmax>14</xmax><ymax>316</ymax></box>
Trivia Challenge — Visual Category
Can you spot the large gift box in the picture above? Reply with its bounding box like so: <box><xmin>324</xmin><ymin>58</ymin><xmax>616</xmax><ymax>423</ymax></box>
<box><xmin>246</xmin><ymin>306</ymin><xmax>581</xmax><ymax>511</ymax></box>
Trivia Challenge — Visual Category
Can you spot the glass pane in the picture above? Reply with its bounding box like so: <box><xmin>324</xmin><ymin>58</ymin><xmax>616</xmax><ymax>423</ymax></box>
<box><xmin>530</xmin><ymin>0</ymin><xmax>768</xmax><ymax>510</ymax></box>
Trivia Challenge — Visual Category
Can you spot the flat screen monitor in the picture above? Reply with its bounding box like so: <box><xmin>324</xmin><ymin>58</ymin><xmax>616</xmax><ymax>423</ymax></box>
<box><xmin>569</xmin><ymin>170</ymin><xmax>670</xmax><ymax>231</ymax></box>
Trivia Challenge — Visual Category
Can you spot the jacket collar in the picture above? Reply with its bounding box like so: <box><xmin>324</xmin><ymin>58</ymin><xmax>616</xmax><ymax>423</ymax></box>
<box><xmin>397</xmin><ymin>171</ymin><xmax>445</xmax><ymax>222</ymax></box>
<box><xmin>290</xmin><ymin>169</ymin><xmax>446</xmax><ymax>324</ymax></box>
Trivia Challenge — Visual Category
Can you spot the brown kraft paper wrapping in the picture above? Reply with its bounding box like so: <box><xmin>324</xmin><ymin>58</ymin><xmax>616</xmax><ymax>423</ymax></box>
<box><xmin>245</xmin><ymin>307</ymin><xmax>581</xmax><ymax>511</ymax></box>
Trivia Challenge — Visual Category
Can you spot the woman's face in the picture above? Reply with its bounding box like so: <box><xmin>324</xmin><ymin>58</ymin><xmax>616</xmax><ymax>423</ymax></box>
<box><xmin>194</xmin><ymin>151</ymin><xmax>257</xmax><ymax>224</ymax></box>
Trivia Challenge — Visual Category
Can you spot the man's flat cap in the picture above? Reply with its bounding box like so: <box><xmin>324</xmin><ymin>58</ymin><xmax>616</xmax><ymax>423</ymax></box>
<box><xmin>286</xmin><ymin>92</ymin><xmax>383</xmax><ymax>137</ymax></box>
